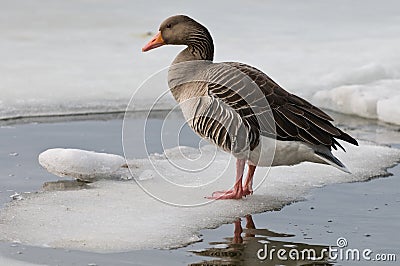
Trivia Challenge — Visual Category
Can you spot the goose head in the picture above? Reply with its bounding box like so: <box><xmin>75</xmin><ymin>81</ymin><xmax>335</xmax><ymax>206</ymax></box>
<box><xmin>142</xmin><ymin>15</ymin><xmax>214</xmax><ymax>60</ymax></box>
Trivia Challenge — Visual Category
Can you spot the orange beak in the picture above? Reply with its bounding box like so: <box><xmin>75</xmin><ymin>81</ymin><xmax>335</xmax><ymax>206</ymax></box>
<box><xmin>142</xmin><ymin>31</ymin><xmax>165</xmax><ymax>52</ymax></box>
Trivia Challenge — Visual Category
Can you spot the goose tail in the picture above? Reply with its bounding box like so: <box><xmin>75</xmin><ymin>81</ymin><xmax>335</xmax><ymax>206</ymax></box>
<box><xmin>314</xmin><ymin>149</ymin><xmax>351</xmax><ymax>174</ymax></box>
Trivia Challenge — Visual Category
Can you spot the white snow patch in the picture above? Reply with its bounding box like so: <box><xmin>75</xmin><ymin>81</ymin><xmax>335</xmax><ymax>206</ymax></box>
<box><xmin>0</xmin><ymin>142</ymin><xmax>398</xmax><ymax>252</ymax></box>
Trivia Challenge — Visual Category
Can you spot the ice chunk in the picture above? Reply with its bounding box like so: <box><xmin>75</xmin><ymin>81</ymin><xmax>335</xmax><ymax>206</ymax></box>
<box><xmin>313</xmin><ymin>79</ymin><xmax>400</xmax><ymax>121</ymax></box>
<box><xmin>377</xmin><ymin>95</ymin><xmax>400</xmax><ymax>125</ymax></box>
<box><xmin>38</xmin><ymin>149</ymin><xmax>126</xmax><ymax>181</ymax></box>
<box><xmin>0</xmin><ymin>142</ymin><xmax>398</xmax><ymax>252</ymax></box>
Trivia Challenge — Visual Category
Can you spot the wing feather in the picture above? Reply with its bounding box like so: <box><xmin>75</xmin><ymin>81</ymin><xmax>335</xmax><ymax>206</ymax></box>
<box><xmin>205</xmin><ymin>62</ymin><xmax>359</xmax><ymax>150</ymax></box>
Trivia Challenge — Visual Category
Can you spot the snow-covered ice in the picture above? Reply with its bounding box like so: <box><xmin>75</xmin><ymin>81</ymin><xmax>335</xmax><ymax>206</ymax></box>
<box><xmin>313</xmin><ymin>67</ymin><xmax>400</xmax><ymax>124</ymax></box>
<box><xmin>39</xmin><ymin>149</ymin><xmax>127</xmax><ymax>181</ymax></box>
<box><xmin>377</xmin><ymin>95</ymin><xmax>400</xmax><ymax>125</ymax></box>
<box><xmin>0</xmin><ymin>142</ymin><xmax>398</xmax><ymax>252</ymax></box>
<box><xmin>1</xmin><ymin>0</ymin><xmax>400</xmax><ymax>124</ymax></box>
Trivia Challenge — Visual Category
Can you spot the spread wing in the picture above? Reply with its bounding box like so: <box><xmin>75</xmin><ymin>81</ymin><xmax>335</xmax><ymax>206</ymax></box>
<box><xmin>206</xmin><ymin>62</ymin><xmax>358</xmax><ymax>151</ymax></box>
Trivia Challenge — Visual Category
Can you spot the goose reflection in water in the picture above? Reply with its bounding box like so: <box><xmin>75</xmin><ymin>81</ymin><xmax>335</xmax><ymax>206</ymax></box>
<box><xmin>189</xmin><ymin>215</ymin><xmax>332</xmax><ymax>266</ymax></box>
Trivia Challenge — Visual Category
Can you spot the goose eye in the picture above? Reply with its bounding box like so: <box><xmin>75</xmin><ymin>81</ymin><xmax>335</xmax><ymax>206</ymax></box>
<box><xmin>166</xmin><ymin>24</ymin><xmax>172</xmax><ymax>29</ymax></box>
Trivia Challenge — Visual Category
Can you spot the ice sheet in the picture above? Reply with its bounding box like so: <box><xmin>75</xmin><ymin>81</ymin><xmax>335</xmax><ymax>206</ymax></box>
<box><xmin>0</xmin><ymin>142</ymin><xmax>398</xmax><ymax>252</ymax></box>
<box><xmin>39</xmin><ymin>149</ymin><xmax>127</xmax><ymax>181</ymax></box>
<box><xmin>1</xmin><ymin>0</ymin><xmax>400</xmax><ymax>124</ymax></box>
<box><xmin>377</xmin><ymin>95</ymin><xmax>400</xmax><ymax>125</ymax></box>
<box><xmin>313</xmin><ymin>75</ymin><xmax>400</xmax><ymax>122</ymax></box>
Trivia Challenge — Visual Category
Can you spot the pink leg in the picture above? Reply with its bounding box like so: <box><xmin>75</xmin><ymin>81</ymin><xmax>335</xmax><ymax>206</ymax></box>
<box><xmin>207</xmin><ymin>159</ymin><xmax>245</xmax><ymax>200</ymax></box>
<box><xmin>243</xmin><ymin>165</ymin><xmax>256</xmax><ymax>196</ymax></box>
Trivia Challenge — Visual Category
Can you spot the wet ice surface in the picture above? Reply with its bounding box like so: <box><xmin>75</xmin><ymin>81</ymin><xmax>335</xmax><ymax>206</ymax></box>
<box><xmin>1</xmin><ymin>0</ymin><xmax>400</xmax><ymax>124</ymax></box>
<box><xmin>0</xmin><ymin>141</ymin><xmax>398</xmax><ymax>253</ymax></box>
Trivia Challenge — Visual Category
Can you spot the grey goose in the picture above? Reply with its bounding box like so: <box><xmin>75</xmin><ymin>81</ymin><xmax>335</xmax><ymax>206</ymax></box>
<box><xmin>142</xmin><ymin>15</ymin><xmax>358</xmax><ymax>199</ymax></box>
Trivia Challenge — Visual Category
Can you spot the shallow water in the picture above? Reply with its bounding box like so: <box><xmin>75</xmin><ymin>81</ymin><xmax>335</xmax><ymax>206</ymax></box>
<box><xmin>0</xmin><ymin>111</ymin><xmax>399</xmax><ymax>265</ymax></box>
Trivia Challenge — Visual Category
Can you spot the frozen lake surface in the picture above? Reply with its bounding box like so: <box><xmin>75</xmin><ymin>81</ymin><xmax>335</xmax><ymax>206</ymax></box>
<box><xmin>1</xmin><ymin>0</ymin><xmax>400</xmax><ymax>124</ymax></box>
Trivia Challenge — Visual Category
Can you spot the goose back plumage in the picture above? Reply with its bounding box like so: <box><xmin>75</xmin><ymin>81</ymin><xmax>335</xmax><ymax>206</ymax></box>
<box><xmin>169</xmin><ymin>60</ymin><xmax>357</xmax><ymax>157</ymax></box>
<box><xmin>223</xmin><ymin>62</ymin><xmax>358</xmax><ymax>150</ymax></box>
